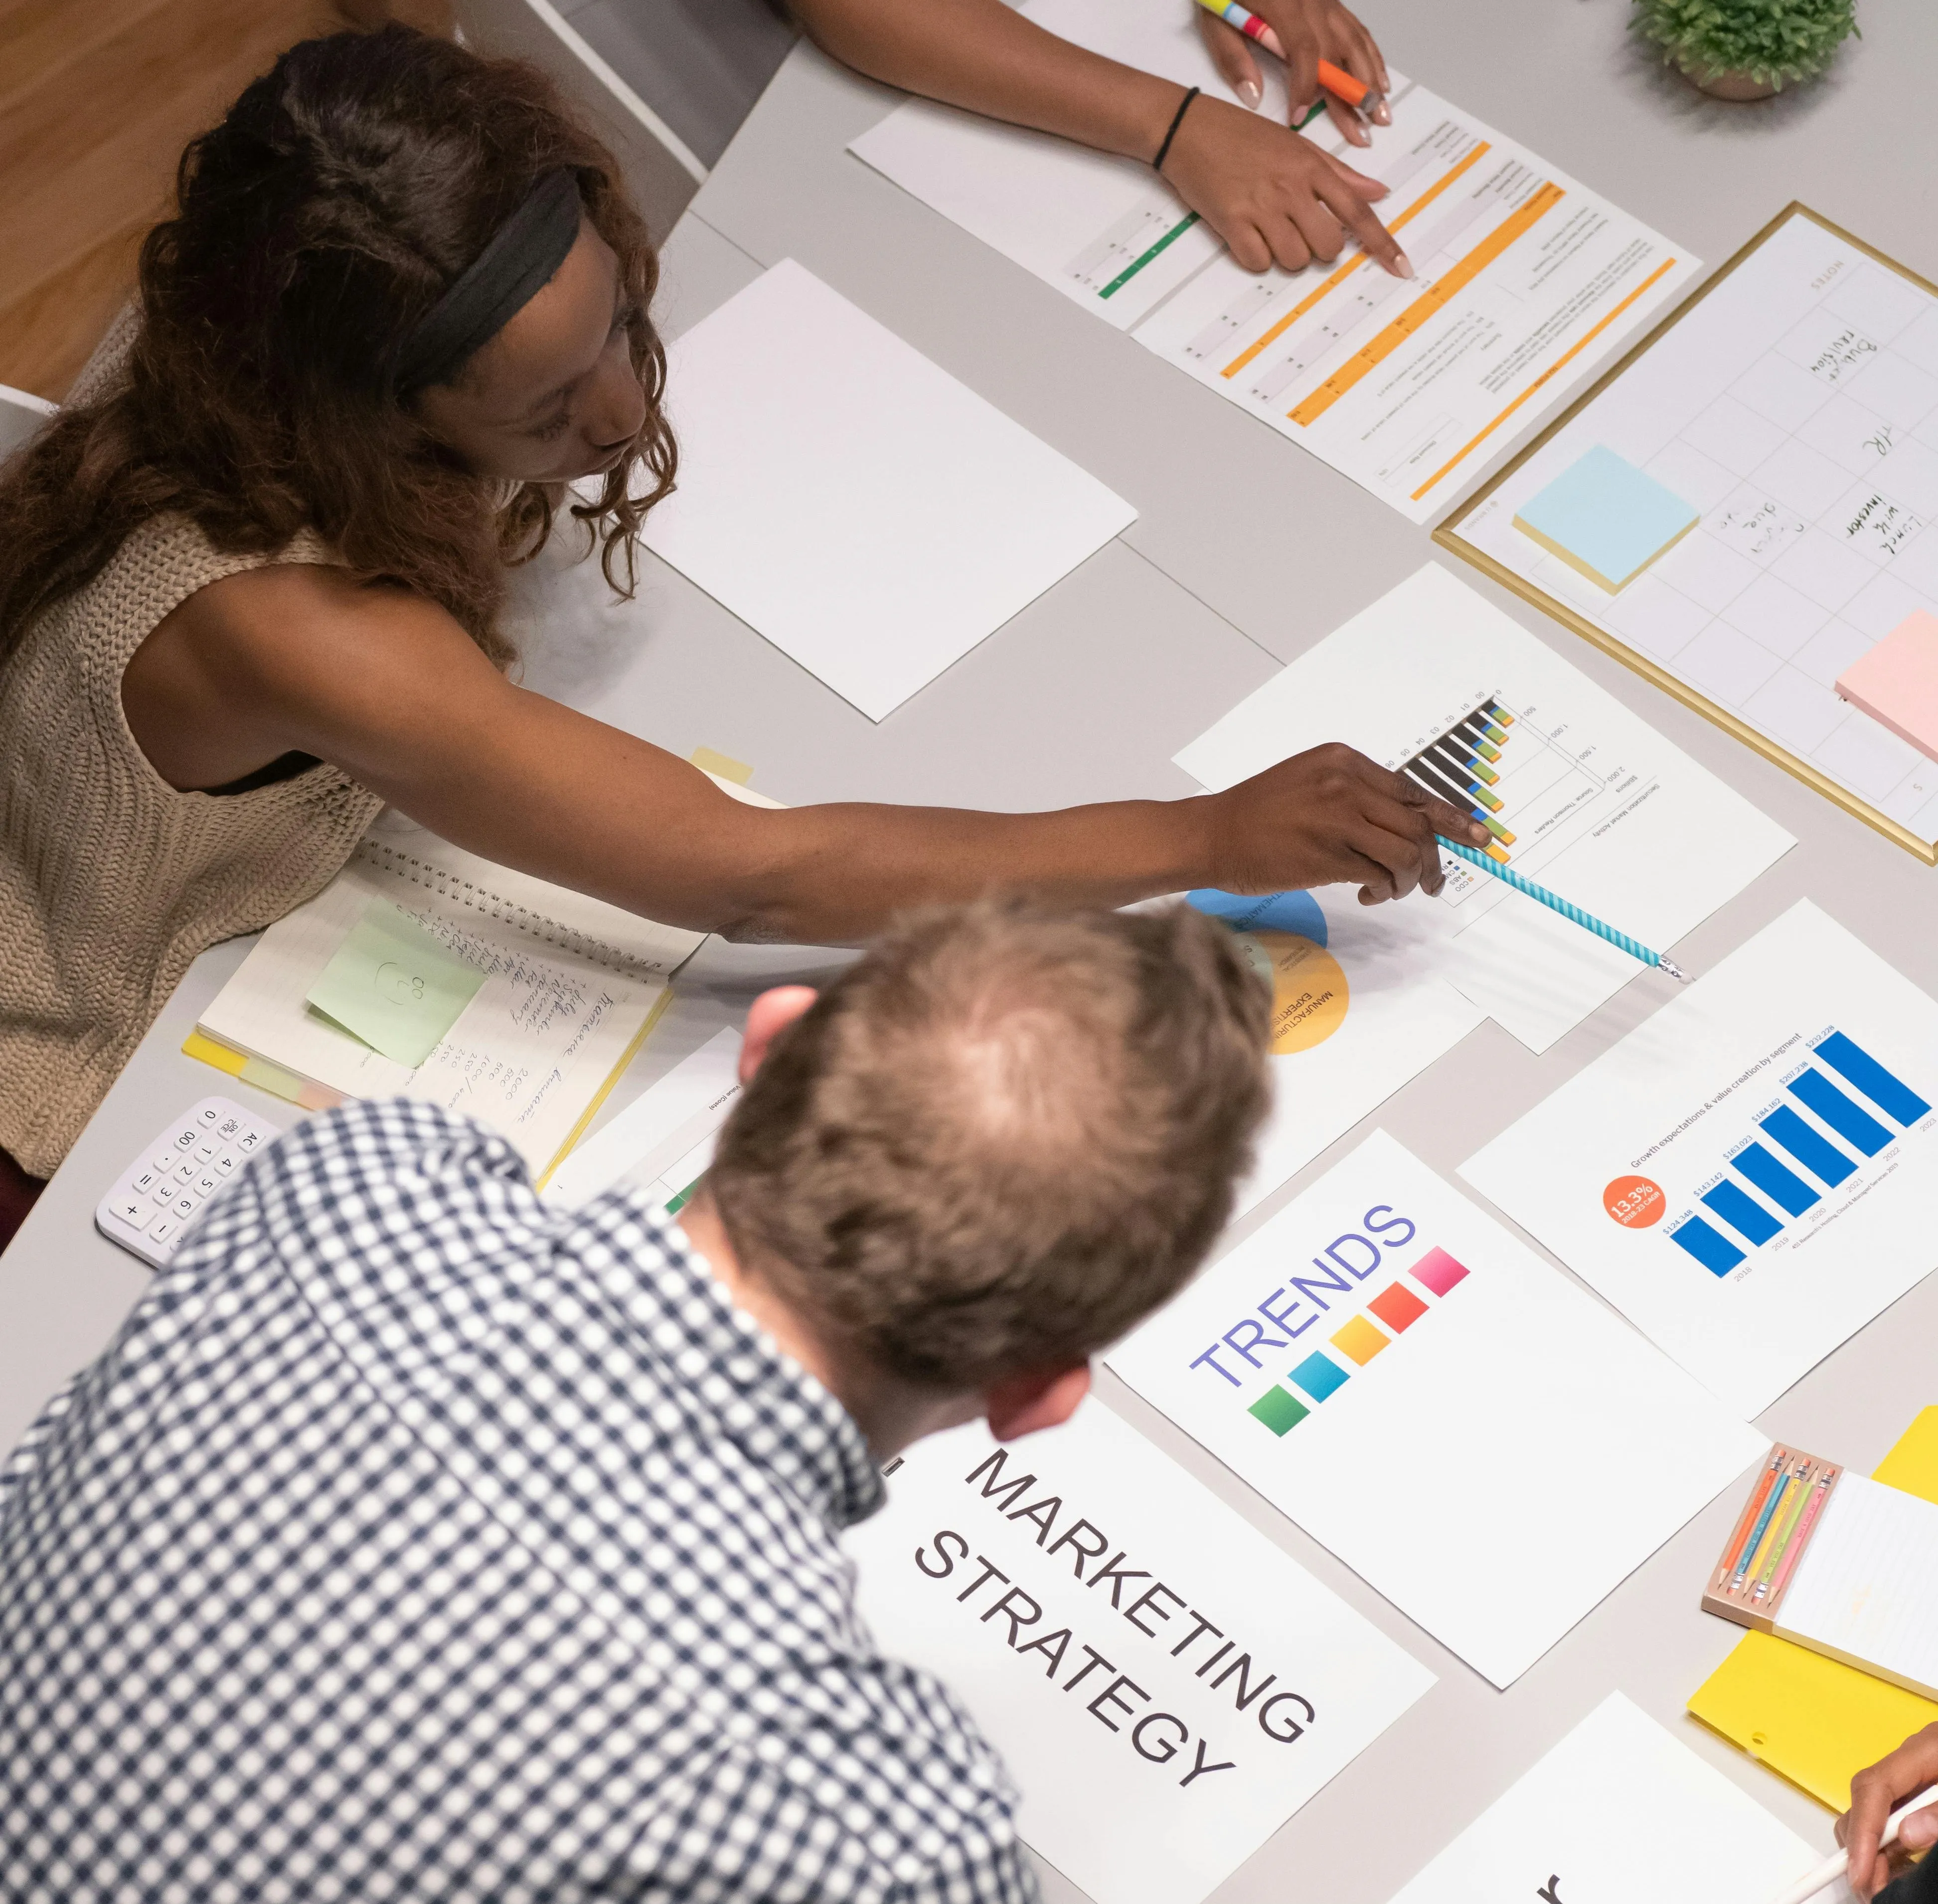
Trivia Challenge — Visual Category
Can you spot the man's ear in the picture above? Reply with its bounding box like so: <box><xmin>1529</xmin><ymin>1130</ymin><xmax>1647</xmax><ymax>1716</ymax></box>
<box><xmin>739</xmin><ymin>986</ymin><xmax>818</xmax><ymax>1083</ymax></box>
<box><xmin>984</xmin><ymin>1363</ymin><xmax>1091</xmax><ymax>1442</ymax></box>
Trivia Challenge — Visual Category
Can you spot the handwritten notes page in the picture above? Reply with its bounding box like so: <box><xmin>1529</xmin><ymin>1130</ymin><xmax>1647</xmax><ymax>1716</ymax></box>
<box><xmin>1447</xmin><ymin>207</ymin><xmax>1938</xmax><ymax>849</ymax></box>
<box><xmin>845</xmin><ymin>1402</ymin><xmax>1433</xmax><ymax>1904</ymax></box>
<box><xmin>1384</xmin><ymin>1694</ymin><xmax>1838</xmax><ymax>1904</ymax></box>
<box><xmin>199</xmin><ymin>826</ymin><xmax>703</xmax><ymax>1175</ymax></box>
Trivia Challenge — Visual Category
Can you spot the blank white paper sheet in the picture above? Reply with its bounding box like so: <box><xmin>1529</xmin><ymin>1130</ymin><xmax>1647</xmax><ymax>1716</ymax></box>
<box><xmin>1108</xmin><ymin>1132</ymin><xmax>1763</xmax><ymax>1686</ymax></box>
<box><xmin>642</xmin><ymin>259</ymin><xmax>1135</xmax><ymax>719</ymax></box>
<box><xmin>1385</xmin><ymin>1694</ymin><xmax>1840</xmax><ymax>1904</ymax></box>
<box><xmin>1176</xmin><ymin>565</ymin><xmax>1794</xmax><ymax>1051</ymax></box>
<box><xmin>1462</xmin><ymin>900</ymin><xmax>1938</xmax><ymax>1417</ymax></box>
<box><xmin>845</xmin><ymin>1402</ymin><xmax>1433</xmax><ymax>1904</ymax></box>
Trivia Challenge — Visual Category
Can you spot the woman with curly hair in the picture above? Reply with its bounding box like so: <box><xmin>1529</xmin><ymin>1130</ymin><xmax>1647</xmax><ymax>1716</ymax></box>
<box><xmin>0</xmin><ymin>24</ymin><xmax>1482</xmax><ymax>1236</ymax></box>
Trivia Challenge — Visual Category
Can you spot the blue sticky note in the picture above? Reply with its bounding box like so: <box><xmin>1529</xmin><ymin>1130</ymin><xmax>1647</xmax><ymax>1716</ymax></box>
<box><xmin>1512</xmin><ymin>445</ymin><xmax>1698</xmax><ymax>591</ymax></box>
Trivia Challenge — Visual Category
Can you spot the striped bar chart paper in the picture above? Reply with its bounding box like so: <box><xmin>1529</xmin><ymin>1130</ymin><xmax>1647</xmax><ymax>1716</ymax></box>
<box><xmin>1463</xmin><ymin>900</ymin><xmax>1938</xmax><ymax>1416</ymax></box>
<box><xmin>1109</xmin><ymin>1131</ymin><xmax>1761</xmax><ymax>1686</ymax></box>
<box><xmin>1175</xmin><ymin>567</ymin><xmax>1793</xmax><ymax>1054</ymax></box>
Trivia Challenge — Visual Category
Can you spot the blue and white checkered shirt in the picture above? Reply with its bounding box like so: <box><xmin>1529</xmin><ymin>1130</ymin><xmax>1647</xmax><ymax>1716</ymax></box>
<box><xmin>0</xmin><ymin>1100</ymin><xmax>1033</xmax><ymax>1903</ymax></box>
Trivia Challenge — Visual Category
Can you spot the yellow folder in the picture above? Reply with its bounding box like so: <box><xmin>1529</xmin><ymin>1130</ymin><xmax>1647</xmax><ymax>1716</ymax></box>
<box><xmin>1688</xmin><ymin>1407</ymin><xmax>1938</xmax><ymax>1810</ymax></box>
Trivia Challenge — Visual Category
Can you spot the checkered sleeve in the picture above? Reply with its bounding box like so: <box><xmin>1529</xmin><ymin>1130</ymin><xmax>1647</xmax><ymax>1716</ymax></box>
<box><xmin>626</xmin><ymin>1665</ymin><xmax>1039</xmax><ymax>1904</ymax></box>
<box><xmin>0</xmin><ymin>1099</ymin><xmax>1041</xmax><ymax>1903</ymax></box>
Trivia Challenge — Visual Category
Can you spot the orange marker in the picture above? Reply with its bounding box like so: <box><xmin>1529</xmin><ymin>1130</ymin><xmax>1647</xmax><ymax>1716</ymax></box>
<box><xmin>1317</xmin><ymin>59</ymin><xmax>1377</xmax><ymax>111</ymax></box>
<box><xmin>1190</xmin><ymin>0</ymin><xmax>1389</xmax><ymax>119</ymax></box>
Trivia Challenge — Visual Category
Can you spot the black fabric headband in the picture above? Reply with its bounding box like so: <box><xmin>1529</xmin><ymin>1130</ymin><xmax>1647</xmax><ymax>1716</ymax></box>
<box><xmin>393</xmin><ymin>167</ymin><xmax>584</xmax><ymax>396</ymax></box>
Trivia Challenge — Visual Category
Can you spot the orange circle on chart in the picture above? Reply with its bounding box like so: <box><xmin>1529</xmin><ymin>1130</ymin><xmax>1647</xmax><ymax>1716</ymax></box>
<box><xmin>1233</xmin><ymin>930</ymin><xmax>1350</xmax><ymax>1055</ymax></box>
<box><xmin>1604</xmin><ymin>1175</ymin><xmax>1666</xmax><ymax>1228</ymax></box>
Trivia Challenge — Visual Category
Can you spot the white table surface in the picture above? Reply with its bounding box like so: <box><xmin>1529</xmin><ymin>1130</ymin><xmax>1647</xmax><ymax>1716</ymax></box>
<box><xmin>5</xmin><ymin>5</ymin><xmax>1938</xmax><ymax>1898</ymax></box>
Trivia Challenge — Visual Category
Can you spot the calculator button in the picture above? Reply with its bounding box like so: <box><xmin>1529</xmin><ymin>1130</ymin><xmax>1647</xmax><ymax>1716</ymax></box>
<box><xmin>149</xmin><ymin>1216</ymin><xmax>177</xmax><ymax>1246</ymax></box>
<box><xmin>111</xmin><ymin>1196</ymin><xmax>148</xmax><ymax>1227</ymax></box>
<box><xmin>173</xmin><ymin>1128</ymin><xmax>198</xmax><ymax>1151</ymax></box>
<box><xmin>132</xmin><ymin>1168</ymin><xmax>158</xmax><ymax>1193</ymax></box>
<box><xmin>173</xmin><ymin>1160</ymin><xmax>197</xmax><ymax>1185</ymax></box>
<box><xmin>194</xmin><ymin>1141</ymin><xmax>218</xmax><ymax>1163</ymax></box>
<box><xmin>236</xmin><ymin>1130</ymin><xmax>261</xmax><ymax>1153</ymax></box>
<box><xmin>215</xmin><ymin>1154</ymin><xmax>237</xmax><ymax>1177</ymax></box>
<box><xmin>152</xmin><ymin>1151</ymin><xmax>177</xmax><ymax>1175</ymax></box>
<box><xmin>152</xmin><ymin>1181</ymin><xmax>176</xmax><ymax>1206</ymax></box>
<box><xmin>197</xmin><ymin>1105</ymin><xmax>222</xmax><ymax>1127</ymax></box>
<box><xmin>171</xmin><ymin>1193</ymin><xmax>198</xmax><ymax>1220</ymax></box>
<box><xmin>217</xmin><ymin>1118</ymin><xmax>240</xmax><ymax>1140</ymax></box>
<box><xmin>195</xmin><ymin>1173</ymin><xmax>220</xmax><ymax>1198</ymax></box>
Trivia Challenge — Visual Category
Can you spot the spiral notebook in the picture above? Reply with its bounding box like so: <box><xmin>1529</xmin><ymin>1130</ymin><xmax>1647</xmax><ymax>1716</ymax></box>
<box><xmin>186</xmin><ymin>791</ymin><xmax>768</xmax><ymax>1182</ymax></box>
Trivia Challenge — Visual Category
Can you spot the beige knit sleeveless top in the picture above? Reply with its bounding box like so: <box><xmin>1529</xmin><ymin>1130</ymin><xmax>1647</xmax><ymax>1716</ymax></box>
<box><xmin>0</xmin><ymin>320</ymin><xmax>383</xmax><ymax>1175</ymax></box>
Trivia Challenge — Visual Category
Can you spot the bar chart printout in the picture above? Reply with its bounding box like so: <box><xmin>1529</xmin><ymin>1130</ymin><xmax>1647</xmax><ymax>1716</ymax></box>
<box><xmin>1460</xmin><ymin>901</ymin><xmax>1938</xmax><ymax>1416</ymax></box>
<box><xmin>1663</xmin><ymin>1029</ymin><xmax>1932</xmax><ymax>1277</ymax></box>
<box><xmin>1398</xmin><ymin>695</ymin><xmax>1528</xmax><ymax>862</ymax></box>
<box><xmin>1135</xmin><ymin>83</ymin><xmax>1699</xmax><ymax>521</ymax></box>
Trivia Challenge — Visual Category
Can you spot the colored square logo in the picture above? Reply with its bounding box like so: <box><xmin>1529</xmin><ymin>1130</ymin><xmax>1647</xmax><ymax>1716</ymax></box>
<box><xmin>1248</xmin><ymin>1385</ymin><xmax>1310</xmax><ymax>1436</ymax></box>
<box><xmin>1290</xmin><ymin>1350</ymin><xmax>1349</xmax><ymax>1402</ymax></box>
<box><xmin>1331</xmin><ymin>1314</ymin><xmax>1389</xmax><ymax>1366</ymax></box>
<box><xmin>1368</xmin><ymin>1281</ymin><xmax>1428</xmax><ymax>1333</ymax></box>
<box><xmin>1411</xmin><ymin>1246</ymin><xmax>1470</xmax><ymax>1297</ymax></box>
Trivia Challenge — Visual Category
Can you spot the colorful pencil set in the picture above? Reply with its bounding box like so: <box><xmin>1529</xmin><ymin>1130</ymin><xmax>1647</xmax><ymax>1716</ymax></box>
<box><xmin>1701</xmin><ymin>1444</ymin><xmax>1844</xmax><ymax>1630</ymax></box>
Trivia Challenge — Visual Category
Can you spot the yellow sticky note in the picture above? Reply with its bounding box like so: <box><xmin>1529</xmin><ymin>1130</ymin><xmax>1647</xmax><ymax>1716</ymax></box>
<box><xmin>689</xmin><ymin>745</ymin><xmax>753</xmax><ymax>786</ymax></box>
<box><xmin>1688</xmin><ymin>1407</ymin><xmax>1938</xmax><ymax>1810</ymax></box>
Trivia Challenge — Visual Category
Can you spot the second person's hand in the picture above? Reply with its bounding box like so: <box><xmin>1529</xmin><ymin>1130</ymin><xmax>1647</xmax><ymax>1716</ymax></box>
<box><xmin>1838</xmin><ymin>1726</ymin><xmax>1938</xmax><ymax>1899</ymax></box>
<box><xmin>1207</xmin><ymin>742</ymin><xmax>1491</xmax><ymax>905</ymax></box>
<box><xmin>1195</xmin><ymin>0</ymin><xmax>1392</xmax><ymax>145</ymax></box>
<box><xmin>1161</xmin><ymin>95</ymin><xmax>1410</xmax><ymax>278</ymax></box>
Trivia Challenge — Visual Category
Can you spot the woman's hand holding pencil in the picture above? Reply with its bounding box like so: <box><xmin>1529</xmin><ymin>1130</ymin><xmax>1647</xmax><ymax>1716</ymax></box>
<box><xmin>1837</xmin><ymin>1729</ymin><xmax>1938</xmax><ymax>1899</ymax></box>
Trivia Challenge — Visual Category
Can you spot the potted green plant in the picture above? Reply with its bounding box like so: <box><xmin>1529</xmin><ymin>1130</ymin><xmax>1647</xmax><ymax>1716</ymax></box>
<box><xmin>1631</xmin><ymin>0</ymin><xmax>1859</xmax><ymax>100</ymax></box>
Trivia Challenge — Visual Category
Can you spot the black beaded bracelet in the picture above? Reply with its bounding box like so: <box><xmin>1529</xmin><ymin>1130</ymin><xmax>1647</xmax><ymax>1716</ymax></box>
<box><xmin>1152</xmin><ymin>85</ymin><xmax>1201</xmax><ymax>173</ymax></box>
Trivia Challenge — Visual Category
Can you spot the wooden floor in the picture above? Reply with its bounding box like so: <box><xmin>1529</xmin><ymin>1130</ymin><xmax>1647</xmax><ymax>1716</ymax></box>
<box><xmin>0</xmin><ymin>0</ymin><xmax>451</xmax><ymax>400</ymax></box>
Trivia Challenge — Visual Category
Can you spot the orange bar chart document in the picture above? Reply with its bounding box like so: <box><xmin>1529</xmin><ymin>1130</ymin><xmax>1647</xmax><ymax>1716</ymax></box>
<box><xmin>1135</xmin><ymin>83</ymin><xmax>1698</xmax><ymax>522</ymax></box>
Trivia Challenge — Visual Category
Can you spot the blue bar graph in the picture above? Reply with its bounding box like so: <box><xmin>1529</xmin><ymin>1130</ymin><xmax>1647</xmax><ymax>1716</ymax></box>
<box><xmin>1664</xmin><ymin>1028</ymin><xmax>1927</xmax><ymax>1281</ymax></box>
<box><xmin>1812</xmin><ymin>1031</ymin><xmax>1932</xmax><ymax>1127</ymax></box>
<box><xmin>1789</xmin><ymin>1069</ymin><xmax>1892</xmax><ymax>1156</ymax></box>
<box><xmin>1758</xmin><ymin>1104</ymin><xmax>1857</xmax><ymax>1187</ymax></box>
<box><xmin>1668</xmin><ymin>1214</ymin><xmax>1746</xmax><ymax>1277</ymax></box>
<box><xmin>1731</xmin><ymin>1142</ymin><xmax>1820</xmax><ymax>1216</ymax></box>
<box><xmin>1701</xmin><ymin>1179</ymin><xmax>1784</xmax><ymax>1246</ymax></box>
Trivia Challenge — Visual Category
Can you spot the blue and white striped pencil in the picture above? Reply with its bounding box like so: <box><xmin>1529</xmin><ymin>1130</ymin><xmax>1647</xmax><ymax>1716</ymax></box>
<box><xmin>1439</xmin><ymin>839</ymin><xmax>1690</xmax><ymax>981</ymax></box>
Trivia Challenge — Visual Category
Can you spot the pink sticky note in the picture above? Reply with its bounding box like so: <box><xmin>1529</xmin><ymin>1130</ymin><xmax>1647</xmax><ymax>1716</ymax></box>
<box><xmin>1837</xmin><ymin>610</ymin><xmax>1938</xmax><ymax>764</ymax></box>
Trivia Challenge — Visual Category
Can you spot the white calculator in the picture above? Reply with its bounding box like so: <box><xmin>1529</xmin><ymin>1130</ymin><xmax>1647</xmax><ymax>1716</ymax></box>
<box><xmin>94</xmin><ymin>1095</ymin><xmax>280</xmax><ymax>1268</ymax></box>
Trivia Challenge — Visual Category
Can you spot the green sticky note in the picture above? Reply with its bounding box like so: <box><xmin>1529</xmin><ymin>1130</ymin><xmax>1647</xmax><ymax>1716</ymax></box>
<box><xmin>305</xmin><ymin>901</ymin><xmax>485</xmax><ymax>1067</ymax></box>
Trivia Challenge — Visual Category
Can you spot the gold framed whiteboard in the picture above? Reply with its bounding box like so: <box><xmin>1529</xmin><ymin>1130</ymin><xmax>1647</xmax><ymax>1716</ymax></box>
<box><xmin>1436</xmin><ymin>201</ymin><xmax>1938</xmax><ymax>865</ymax></box>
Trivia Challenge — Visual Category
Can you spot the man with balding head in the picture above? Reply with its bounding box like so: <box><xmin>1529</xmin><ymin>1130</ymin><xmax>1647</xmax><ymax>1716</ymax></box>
<box><xmin>0</xmin><ymin>898</ymin><xmax>1269</xmax><ymax>1904</ymax></box>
